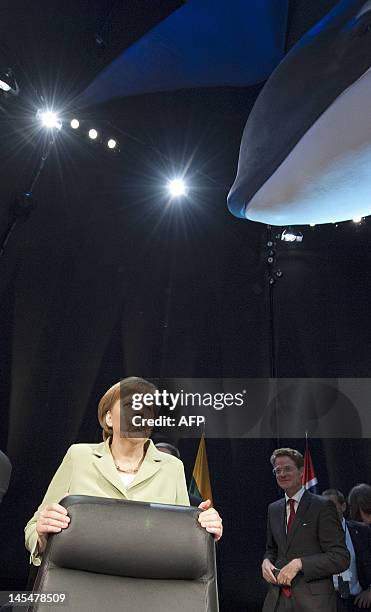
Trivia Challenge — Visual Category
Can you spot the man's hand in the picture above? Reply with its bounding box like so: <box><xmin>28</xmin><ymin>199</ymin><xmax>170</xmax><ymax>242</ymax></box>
<box><xmin>198</xmin><ymin>499</ymin><xmax>223</xmax><ymax>541</ymax></box>
<box><xmin>262</xmin><ymin>558</ymin><xmax>277</xmax><ymax>584</ymax></box>
<box><xmin>355</xmin><ymin>590</ymin><xmax>371</xmax><ymax>609</ymax></box>
<box><xmin>276</xmin><ymin>558</ymin><xmax>302</xmax><ymax>586</ymax></box>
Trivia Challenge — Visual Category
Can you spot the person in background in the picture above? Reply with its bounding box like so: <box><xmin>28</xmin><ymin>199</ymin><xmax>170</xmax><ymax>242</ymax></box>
<box><xmin>25</xmin><ymin>377</ymin><xmax>223</xmax><ymax>567</ymax></box>
<box><xmin>348</xmin><ymin>484</ymin><xmax>371</xmax><ymax>527</ymax></box>
<box><xmin>155</xmin><ymin>441</ymin><xmax>202</xmax><ymax>507</ymax></box>
<box><xmin>322</xmin><ymin>489</ymin><xmax>371</xmax><ymax>610</ymax></box>
<box><xmin>262</xmin><ymin>448</ymin><xmax>350</xmax><ymax>612</ymax></box>
<box><xmin>155</xmin><ymin>442</ymin><xmax>181</xmax><ymax>459</ymax></box>
<box><xmin>0</xmin><ymin>450</ymin><xmax>12</xmax><ymax>503</ymax></box>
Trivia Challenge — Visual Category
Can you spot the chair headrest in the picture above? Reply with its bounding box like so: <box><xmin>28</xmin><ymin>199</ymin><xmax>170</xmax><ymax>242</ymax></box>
<box><xmin>45</xmin><ymin>495</ymin><xmax>214</xmax><ymax>580</ymax></box>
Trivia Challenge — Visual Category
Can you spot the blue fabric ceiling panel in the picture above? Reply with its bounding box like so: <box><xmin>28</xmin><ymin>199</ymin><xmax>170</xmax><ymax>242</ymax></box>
<box><xmin>228</xmin><ymin>0</ymin><xmax>371</xmax><ymax>225</ymax></box>
<box><xmin>77</xmin><ymin>0</ymin><xmax>289</xmax><ymax>107</ymax></box>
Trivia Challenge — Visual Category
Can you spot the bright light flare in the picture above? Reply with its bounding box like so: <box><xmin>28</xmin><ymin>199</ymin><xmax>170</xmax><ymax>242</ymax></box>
<box><xmin>107</xmin><ymin>138</ymin><xmax>117</xmax><ymax>149</ymax></box>
<box><xmin>88</xmin><ymin>128</ymin><xmax>98</xmax><ymax>140</ymax></box>
<box><xmin>37</xmin><ymin>109</ymin><xmax>62</xmax><ymax>130</ymax></box>
<box><xmin>70</xmin><ymin>119</ymin><xmax>79</xmax><ymax>129</ymax></box>
<box><xmin>352</xmin><ymin>216</ymin><xmax>362</xmax><ymax>223</ymax></box>
<box><xmin>167</xmin><ymin>178</ymin><xmax>187</xmax><ymax>198</ymax></box>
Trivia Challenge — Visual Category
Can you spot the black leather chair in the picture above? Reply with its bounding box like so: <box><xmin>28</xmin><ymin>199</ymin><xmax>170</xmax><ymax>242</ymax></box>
<box><xmin>30</xmin><ymin>495</ymin><xmax>219</xmax><ymax>611</ymax></box>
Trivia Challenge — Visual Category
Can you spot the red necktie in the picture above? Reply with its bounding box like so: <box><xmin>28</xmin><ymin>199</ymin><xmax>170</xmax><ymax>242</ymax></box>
<box><xmin>282</xmin><ymin>498</ymin><xmax>296</xmax><ymax>598</ymax></box>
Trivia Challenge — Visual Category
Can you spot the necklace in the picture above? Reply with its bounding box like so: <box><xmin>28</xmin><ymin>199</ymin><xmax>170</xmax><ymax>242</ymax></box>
<box><xmin>111</xmin><ymin>449</ymin><xmax>145</xmax><ymax>474</ymax></box>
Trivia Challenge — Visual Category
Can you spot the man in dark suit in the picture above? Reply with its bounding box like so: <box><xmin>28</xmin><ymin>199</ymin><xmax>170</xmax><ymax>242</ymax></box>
<box><xmin>322</xmin><ymin>489</ymin><xmax>371</xmax><ymax>610</ymax></box>
<box><xmin>262</xmin><ymin>448</ymin><xmax>350</xmax><ymax>612</ymax></box>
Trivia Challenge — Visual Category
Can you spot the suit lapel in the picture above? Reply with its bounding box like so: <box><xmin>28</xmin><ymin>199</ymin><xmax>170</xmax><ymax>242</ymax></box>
<box><xmin>347</xmin><ymin>522</ymin><xmax>363</xmax><ymax>562</ymax></box>
<box><xmin>92</xmin><ymin>439</ymin><xmax>163</xmax><ymax>497</ymax></box>
<box><xmin>286</xmin><ymin>490</ymin><xmax>312</xmax><ymax>551</ymax></box>
<box><xmin>272</xmin><ymin>498</ymin><xmax>287</xmax><ymax>549</ymax></box>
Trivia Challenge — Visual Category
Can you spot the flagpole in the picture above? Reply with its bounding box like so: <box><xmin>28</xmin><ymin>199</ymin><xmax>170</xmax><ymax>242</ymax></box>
<box><xmin>266</xmin><ymin>225</ymin><xmax>280</xmax><ymax>448</ymax></box>
<box><xmin>304</xmin><ymin>431</ymin><xmax>308</xmax><ymax>489</ymax></box>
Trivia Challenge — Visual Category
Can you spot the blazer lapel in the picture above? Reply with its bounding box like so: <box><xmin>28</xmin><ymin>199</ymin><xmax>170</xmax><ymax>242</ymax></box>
<box><xmin>126</xmin><ymin>440</ymin><xmax>162</xmax><ymax>491</ymax></box>
<box><xmin>286</xmin><ymin>490</ymin><xmax>312</xmax><ymax>551</ymax></box>
<box><xmin>92</xmin><ymin>439</ymin><xmax>163</xmax><ymax>497</ymax></box>
<box><xmin>92</xmin><ymin>442</ymin><xmax>130</xmax><ymax>497</ymax></box>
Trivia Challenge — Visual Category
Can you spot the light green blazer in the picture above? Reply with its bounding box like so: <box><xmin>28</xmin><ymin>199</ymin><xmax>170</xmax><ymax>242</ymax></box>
<box><xmin>25</xmin><ymin>439</ymin><xmax>190</xmax><ymax>566</ymax></box>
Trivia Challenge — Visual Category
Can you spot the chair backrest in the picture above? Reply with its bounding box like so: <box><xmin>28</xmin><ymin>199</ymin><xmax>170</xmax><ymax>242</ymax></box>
<box><xmin>31</xmin><ymin>495</ymin><xmax>219</xmax><ymax>612</ymax></box>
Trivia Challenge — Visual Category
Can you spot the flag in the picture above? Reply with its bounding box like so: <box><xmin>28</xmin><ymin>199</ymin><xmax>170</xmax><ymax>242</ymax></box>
<box><xmin>302</xmin><ymin>437</ymin><xmax>319</xmax><ymax>494</ymax></box>
<box><xmin>188</xmin><ymin>433</ymin><xmax>213</xmax><ymax>505</ymax></box>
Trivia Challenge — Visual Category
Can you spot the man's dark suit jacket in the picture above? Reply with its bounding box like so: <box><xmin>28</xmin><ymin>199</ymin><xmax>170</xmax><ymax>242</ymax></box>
<box><xmin>263</xmin><ymin>491</ymin><xmax>350</xmax><ymax>612</ymax></box>
<box><xmin>346</xmin><ymin>519</ymin><xmax>371</xmax><ymax>591</ymax></box>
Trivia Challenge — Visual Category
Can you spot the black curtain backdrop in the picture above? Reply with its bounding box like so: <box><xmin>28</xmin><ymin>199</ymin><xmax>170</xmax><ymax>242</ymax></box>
<box><xmin>1</xmin><ymin>72</ymin><xmax>371</xmax><ymax>612</ymax></box>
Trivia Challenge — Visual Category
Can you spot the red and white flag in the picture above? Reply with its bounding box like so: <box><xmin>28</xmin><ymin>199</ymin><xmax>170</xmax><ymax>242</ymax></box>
<box><xmin>302</xmin><ymin>435</ymin><xmax>318</xmax><ymax>493</ymax></box>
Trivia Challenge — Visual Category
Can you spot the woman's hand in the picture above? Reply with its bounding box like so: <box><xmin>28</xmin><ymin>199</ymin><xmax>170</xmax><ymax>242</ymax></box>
<box><xmin>36</xmin><ymin>503</ymin><xmax>70</xmax><ymax>552</ymax></box>
<box><xmin>198</xmin><ymin>499</ymin><xmax>223</xmax><ymax>541</ymax></box>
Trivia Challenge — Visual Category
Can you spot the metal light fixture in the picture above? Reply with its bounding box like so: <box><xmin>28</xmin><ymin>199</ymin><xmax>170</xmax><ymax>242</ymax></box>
<box><xmin>0</xmin><ymin>67</ymin><xmax>19</xmax><ymax>96</ymax></box>
<box><xmin>281</xmin><ymin>227</ymin><xmax>303</xmax><ymax>243</ymax></box>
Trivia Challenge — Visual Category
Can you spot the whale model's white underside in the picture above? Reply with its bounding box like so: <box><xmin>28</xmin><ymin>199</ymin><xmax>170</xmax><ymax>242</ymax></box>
<box><xmin>245</xmin><ymin>66</ymin><xmax>371</xmax><ymax>225</ymax></box>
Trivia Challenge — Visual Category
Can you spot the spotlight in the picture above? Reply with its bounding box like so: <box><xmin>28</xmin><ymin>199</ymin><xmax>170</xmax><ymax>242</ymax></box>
<box><xmin>107</xmin><ymin>138</ymin><xmax>117</xmax><ymax>149</ymax></box>
<box><xmin>0</xmin><ymin>67</ymin><xmax>19</xmax><ymax>96</ymax></box>
<box><xmin>37</xmin><ymin>109</ymin><xmax>62</xmax><ymax>130</ymax></box>
<box><xmin>0</xmin><ymin>78</ymin><xmax>10</xmax><ymax>92</ymax></box>
<box><xmin>309</xmin><ymin>223</ymin><xmax>316</xmax><ymax>227</ymax></box>
<box><xmin>70</xmin><ymin>118</ymin><xmax>79</xmax><ymax>129</ymax></box>
<box><xmin>88</xmin><ymin>128</ymin><xmax>98</xmax><ymax>140</ymax></box>
<box><xmin>167</xmin><ymin>178</ymin><xmax>187</xmax><ymax>198</ymax></box>
<box><xmin>281</xmin><ymin>227</ymin><xmax>303</xmax><ymax>243</ymax></box>
<box><xmin>352</xmin><ymin>216</ymin><xmax>362</xmax><ymax>223</ymax></box>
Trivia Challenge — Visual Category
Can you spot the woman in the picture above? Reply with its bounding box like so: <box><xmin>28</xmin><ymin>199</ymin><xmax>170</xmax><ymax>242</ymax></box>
<box><xmin>25</xmin><ymin>377</ymin><xmax>223</xmax><ymax>566</ymax></box>
<box><xmin>348</xmin><ymin>483</ymin><xmax>371</xmax><ymax>526</ymax></box>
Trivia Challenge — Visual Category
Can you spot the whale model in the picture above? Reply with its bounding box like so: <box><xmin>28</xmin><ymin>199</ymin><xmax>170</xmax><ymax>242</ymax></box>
<box><xmin>228</xmin><ymin>0</ymin><xmax>371</xmax><ymax>225</ymax></box>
